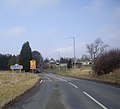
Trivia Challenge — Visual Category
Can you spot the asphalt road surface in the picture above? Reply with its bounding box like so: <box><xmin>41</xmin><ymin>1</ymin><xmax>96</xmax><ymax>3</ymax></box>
<box><xmin>8</xmin><ymin>72</ymin><xmax>120</xmax><ymax>109</ymax></box>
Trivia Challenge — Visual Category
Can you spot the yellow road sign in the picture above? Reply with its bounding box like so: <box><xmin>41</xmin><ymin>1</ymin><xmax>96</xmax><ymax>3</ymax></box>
<box><xmin>30</xmin><ymin>60</ymin><xmax>36</xmax><ymax>69</ymax></box>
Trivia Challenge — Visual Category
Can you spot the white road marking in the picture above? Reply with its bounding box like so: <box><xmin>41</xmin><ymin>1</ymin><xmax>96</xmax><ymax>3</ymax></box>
<box><xmin>83</xmin><ymin>92</ymin><xmax>108</xmax><ymax>109</ymax></box>
<box><xmin>40</xmin><ymin>80</ymin><xmax>43</xmax><ymax>84</ymax></box>
<box><xmin>45</xmin><ymin>76</ymin><xmax>52</xmax><ymax>81</ymax></box>
<box><xmin>54</xmin><ymin>76</ymin><xmax>67</xmax><ymax>82</ymax></box>
<box><xmin>68</xmin><ymin>82</ymin><xmax>78</xmax><ymax>88</ymax></box>
<box><xmin>45</xmin><ymin>76</ymin><xmax>50</xmax><ymax>80</ymax></box>
<box><xmin>45</xmin><ymin>74</ymin><xmax>79</xmax><ymax>89</ymax></box>
<box><xmin>45</xmin><ymin>74</ymin><xmax>67</xmax><ymax>82</ymax></box>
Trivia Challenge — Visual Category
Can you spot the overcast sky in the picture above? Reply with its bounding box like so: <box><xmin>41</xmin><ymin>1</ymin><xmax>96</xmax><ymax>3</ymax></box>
<box><xmin>0</xmin><ymin>0</ymin><xmax>120</xmax><ymax>59</ymax></box>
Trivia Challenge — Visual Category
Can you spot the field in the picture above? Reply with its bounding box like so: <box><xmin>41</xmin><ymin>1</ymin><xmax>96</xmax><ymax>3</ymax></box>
<box><xmin>45</xmin><ymin>67</ymin><xmax>120</xmax><ymax>84</ymax></box>
<box><xmin>0</xmin><ymin>71</ymin><xmax>40</xmax><ymax>108</ymax></box>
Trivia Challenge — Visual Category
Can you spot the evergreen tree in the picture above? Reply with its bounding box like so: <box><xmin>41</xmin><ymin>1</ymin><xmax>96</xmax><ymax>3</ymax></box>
<box><xmin>67</xmin><ymin>59</ymin><xmax>72</xmax><ymax>69</ymax></box>
<box><xmin>0</xmin><ymin>54</ymin><xmax>12</xmax><ymax>70</ymax></box>
<box><xmin>8</xmin><ymin>55</ymin><xmax>19</xmax><ymax>66</ymax></box>
<box><xmin>19</xmin><ymin>41</ymin><xmax>32</xmax><ymax>72</ymax></box>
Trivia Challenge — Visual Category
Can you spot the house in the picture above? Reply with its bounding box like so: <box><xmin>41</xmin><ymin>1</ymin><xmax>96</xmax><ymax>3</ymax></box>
<box><xmin>76</xmin><ymin>59</ymin><xmax>92</xmax><ymax>68</ymax></box>
<box><xmin>46</xmin><ymin>58</ymin><xmax>59</xmax><ymax>68</ymax></box>
<box><xmin>60</xmin><ymin>63</ymin><xmax>67</xmax><ymax>68</ymax></box>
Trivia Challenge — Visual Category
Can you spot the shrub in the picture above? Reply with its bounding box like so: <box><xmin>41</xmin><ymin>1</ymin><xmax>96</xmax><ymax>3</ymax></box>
<box><xmin>67</xmin><ymin>59</ymin><xmax>72</xmax><ymax>69</ymax></box>
<box><xmin>93</xmin><ymin>49</ymin><xmax>120</xmax><ymax>75</ymax></box>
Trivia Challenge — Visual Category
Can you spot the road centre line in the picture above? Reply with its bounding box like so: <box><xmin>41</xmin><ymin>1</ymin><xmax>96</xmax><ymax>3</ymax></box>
<box><xmin>45</xmin><ymin>74</ymin><xmax>67</xmax><ymax>82</ymax></box>
<box><xmin>45</xmin><ymin>74</ymin><xmax>79</xmax><ymax>89</ymax></box>
<box><xmin>83</xmin><ymin>92</ymin><xmax>108</xmax><ymax>109</ymax></box>
<box><xmin>68</xmin><ymin>82</ymin><xmax>78</xmax><ymax>88</ymax></box>
<box><xmin>54</xmin><ymin>76</ymin><xmax>67</xmax><ymax>82</ymax></box>
<box><xmin>45</xmin><ymin>76</ymin><xmax>52</xmax><ymax>81</ymax></box>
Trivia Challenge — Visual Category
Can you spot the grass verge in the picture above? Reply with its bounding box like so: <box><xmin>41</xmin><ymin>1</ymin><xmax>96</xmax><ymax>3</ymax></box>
<box><xmin>0</xmin><ymin>71</ymin><xmax>40</xmax><ymax>108</ymax></box>
<box><xmin>45</xmin><ymin>67</ymin><xmax>120</xmax><ymax>84</ymax></box>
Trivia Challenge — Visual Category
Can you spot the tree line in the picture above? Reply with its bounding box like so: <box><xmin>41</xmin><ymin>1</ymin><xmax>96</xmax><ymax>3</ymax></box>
<box><xmin>0</xmin><ymin>41</ymin><xmax>43</xmax><ymax>72</ymax></box>
<box><xmin>0</xmin><ymin>54</ymin><xmax>12</xmax><ymax>70</ymax></box>
<box><xmin>1</xmin><ymin>38</ymin><xmax>119</xmax><ymax>75</ymax></box>
<box><xmin>44</xmin><ymin>38</ymin><xmax>120</xmax><ymax>75</ymax></box>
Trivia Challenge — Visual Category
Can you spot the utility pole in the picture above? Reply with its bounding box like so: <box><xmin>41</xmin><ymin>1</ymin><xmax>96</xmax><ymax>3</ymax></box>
<box><xmin>58</xmin><ymin>51</ymin><xmax>60</xmax><ymax>72</ymax></box>
<box><xmin>67</xmin><ymin>37</ymin><xmax>76</xmax><ymax>70</ymax></box>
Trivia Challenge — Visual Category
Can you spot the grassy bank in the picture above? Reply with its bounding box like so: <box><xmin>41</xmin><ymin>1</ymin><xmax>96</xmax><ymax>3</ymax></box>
<box><xmin>45</xmin><ymin>67</ymin><xmax>120</xmax><ymax>84</ymax></box>
<box><xmin>0</xmin><ymin>71</ymin><xmax>40</xmax><ymax>108</ymax></box>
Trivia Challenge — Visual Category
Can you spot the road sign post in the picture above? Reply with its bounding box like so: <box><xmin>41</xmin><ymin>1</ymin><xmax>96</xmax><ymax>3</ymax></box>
<box><xmin>30</xmin><ymin>60</ymin><xmax>36</xmax><ymax>73</ymax></box>
<box><xmin>10</xmin><ymin>64</ymin><xmax>23</xmax><ymax>73</ymax></box>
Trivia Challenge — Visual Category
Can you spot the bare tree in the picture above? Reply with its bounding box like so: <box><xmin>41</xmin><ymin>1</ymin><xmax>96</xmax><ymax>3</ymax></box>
<box><xmin>80</xmin><ymin>54</ymin><xmax>89</xmax><ymax>61</ymax></box>
<box><xmin>86</xmin><ymin>38</ymin><xmax>108</xmax><ymax>60</ymax></box>
<box><xmin>32</xmin><ymin>51</ymin><xmax>43</xmax><ymax>67</ymax></box>
<box><xmin>86</xmin><ymin>43</ymin><xmax>94</xmax><ymax>59</ymax></box>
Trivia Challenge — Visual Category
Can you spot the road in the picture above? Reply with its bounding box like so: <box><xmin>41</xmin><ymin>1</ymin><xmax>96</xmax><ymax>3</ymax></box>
<box><xmin>8</xmin><ymin>72</ymin><xmax>120</xmax><ymax>109</ymax></box>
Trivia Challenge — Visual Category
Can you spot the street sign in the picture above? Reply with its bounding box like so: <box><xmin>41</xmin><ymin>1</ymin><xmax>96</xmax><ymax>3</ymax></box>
<box><xmin>10</xmin><ymin>64</ymin><xmax>23</xmax><ymax>70</ymax></box>
<box><xmin>10</xmin><ymin>64</ymin><xmax>23</xmax><ymax>73</ymax></box>
<box><xmin>30</xmin><ymin>60</ymin><xmax>36</xmax><ymax>69</ymax></box>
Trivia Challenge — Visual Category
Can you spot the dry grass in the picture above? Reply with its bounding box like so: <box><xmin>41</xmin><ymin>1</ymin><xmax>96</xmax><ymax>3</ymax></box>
<box><xmin>67</xmin><ymin>67</ymin><xmax>92</xmax><ymax>77</ymax></box>
<box><xmin>46</xmin><ymin>67</ymin><xmax>120</xmax><ymax>84</ymax></box>
<box><xmin>94</xmin><ymin>69</ymin><xmax>120</xmax><ymax>84</ymax></box>
<box><xmin>67</xmin><ymin>67</ymin><xmax>120</xmax><ymax>84</ymax></box>
<box><xmin>0</xmin><ymin>71</ymin><xmax>40</xmax><ymax>108</ymax></box>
